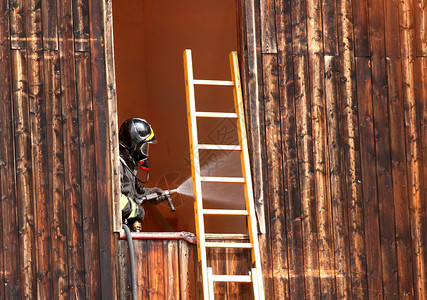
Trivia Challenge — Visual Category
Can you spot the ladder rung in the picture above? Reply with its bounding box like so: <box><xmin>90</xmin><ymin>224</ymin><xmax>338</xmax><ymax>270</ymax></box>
<box><xmin>193</xmin><ymin>79</ymin><xmax>234</xmax><ymax>86</ymax></box>
<box><xmin>205</xmin><ymin>233</ymin><xmax>249</xmax><ymax>240</ymax></box>
<box><xmin>211</xmin><ymin>274</ymin><xmax>252</xmax><ymax>283</ymax></box>
<box><xmin>200</xmin><ymin>176</ymin><xmax>245</xmax><ymax>183</ymax></box>
<box><xmin>195</xmin><ymin>112</ymin><xmax>238</xmax><ymax>118</ymax></box>
<box><xmin>198</xmin><ymin>144</ymin><xmax>241</xmax><ymax>151</ymax></box>
<box><xmin>205</xmin><ymin>242</ymin><xmax>253</xmax><ymax>248</ymax></box>
<box><xmin>203</xmin><ymin>209</ymin><xmax>248</xmax><ymax>216</ymax></box>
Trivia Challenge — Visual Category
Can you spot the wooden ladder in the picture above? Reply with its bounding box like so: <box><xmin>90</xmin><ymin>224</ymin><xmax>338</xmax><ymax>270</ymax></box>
<box><xmin>183</xmin><ymin>49</ymin><xmax>265</xmax><ymax>299</ymax></box>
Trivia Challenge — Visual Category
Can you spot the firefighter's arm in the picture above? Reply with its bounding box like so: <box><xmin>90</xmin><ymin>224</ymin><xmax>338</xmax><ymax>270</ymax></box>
<box><xmin>120</xmin><ymin>194</ymin><xmax>145</xmax><ymax>219</ymax></box>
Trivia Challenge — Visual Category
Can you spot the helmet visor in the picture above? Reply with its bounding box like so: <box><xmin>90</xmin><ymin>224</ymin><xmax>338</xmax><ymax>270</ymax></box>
<box><xmin>139</xmin><ymin>142</ymin><xmax>149</xmax><ymax>156</ymax></box>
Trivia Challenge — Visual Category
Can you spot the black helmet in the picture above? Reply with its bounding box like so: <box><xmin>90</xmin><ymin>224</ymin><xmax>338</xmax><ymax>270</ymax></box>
<box><xmin>119</xmin><ymin>118</ymin><xmax>156</xmax><ymax>162</ymax></box>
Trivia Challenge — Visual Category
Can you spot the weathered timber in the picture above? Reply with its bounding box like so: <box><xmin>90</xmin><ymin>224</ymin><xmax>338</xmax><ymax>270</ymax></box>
<box><xmin>293</xmin><ymin>54</ymin><xmax>321</xmax><ymax>298</ymax></box>
<box><xmin>12</xmin><ymin>49</ymin><xmax>36</xmax><ymax>299</ymax></box>
<box><xmin>88</xmin><ymin>0</ymin><xmax>118</xmax><ymax>298</ymax></box>
<box><xmin>352</xmin><ymin>0</ymin><xmax>369</xmax><ymax>57</ymax></box>
<box><xmin>76</xmin><ymin>51</ymin><xmax>101</xmax><ymax>299</ymax></box>
<box><xmin>56</xmin><ymin>0</ymin><xmax>86</xmax><ymax>297</ymax></box>
<box><xmin>0</xmin><ymin>1</ymin><xmax>20</xmax><ymax>297</ymax></box>
<box><xmin>104</xmin><ymin>0</ymin><xmax>121</xmax><ymax>233</ymax></box>
<box><xmin>388</xmin><ymin>56</ymin><xmax>415</xmax><ymax>298</ymax></box>
<box><xmin>41</xmin><ymin>0</ymin><xmax>58</xmax><ymax>50</ymax></box>
<box><xmin>9</xmin><ymin>0</ymin><xmax>26</xmax><ymax>49</ymax></box>
<box><xmin>400</xmin><ymin>0</ymin><xmax>427</xmax><ymax>295</ymax></box>
<box><xmin>338</xmin><ymin>0</ymin><xmax>369</xmax><ymax>298</ymax></box>
<box><xmin>26</xmin><ymin>0</ymin><xmax>53</xmax><ymax>297</ymax></box>
<box><xmin>306</xmin><ymin>0</ymin><xmax>336</xmax><ymax>296</ymax></box>
<box><xmin>322</xmin><ymin>0</ymin><xmax>338</xmax><ymax>56</ymax></box>
<box><xmin>355</xmin><ymin>57</ymin><xmax>382</xmax><ymax>299</ymax></box>
<box><xmin>324</xmin><ymin>54</ymin><xmax>352</xmax><ymax>300</ymax></box>
<box><xmin>44</xmin><ymin>49</ymin><xmax>69</xmax><ymax>299</ymax></box>
<box><xmin>368</xmin><ymin>0</ymin><xmax>400</xmax><ymax>295</ymax></box>
<box><xmin>291</xmin><ymin>0</ymin><xmax>307</xmax><ymax>56</ymax></box>
<box><xmin>260</xmin><ymin>0</ymin><xmax>277</xmax><ymax>53</ymax></box>
<box><xmin>73</xmin><ymin>0</ymin><xmax>90</xmax><ymax>51</ymax></box>
<box><xmin>384</xmin><ymin>0</ymin><xmax>401</xmax><ymax>58</ymax></box>
<box><xmin>263</xmin><ymin>53</ymin><xmax>289</xmax><ymax>299</ymax></box>
<box><xmin>415</xmin><ymin>0</ymin><xmax>427</xmax><ymax>56</ymax></box>
<box><xmin>275</xmin><ymin>0</ymin><xmax>305</xmax><ymax>297</ymax></box>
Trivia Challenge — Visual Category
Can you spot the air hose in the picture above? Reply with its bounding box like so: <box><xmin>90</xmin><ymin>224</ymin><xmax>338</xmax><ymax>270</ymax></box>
<box><xmin>122</xmin><ymin>224</ymin><xmax>138</xmax><ymax>300</ymax></box>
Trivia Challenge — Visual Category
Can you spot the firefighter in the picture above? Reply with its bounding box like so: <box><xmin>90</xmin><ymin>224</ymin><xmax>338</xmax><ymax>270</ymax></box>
<box><xmin>119</xmin><ymin>117</ymin><xmax>167</xmax><ymax>231</ymax></box>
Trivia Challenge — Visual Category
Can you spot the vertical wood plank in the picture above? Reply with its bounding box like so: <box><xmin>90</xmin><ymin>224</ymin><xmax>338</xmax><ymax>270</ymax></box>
<box><xmin>12</xmin><ymin>49</ymin><xmax>36</xmax><ymax>299</ymax></box>
<box><xmin>75</xmin><ymin>51</ymin><xmax>101</xmax><ymax>299</ymax></box>
<box><xmin>262</xmin><ymin>53</ymin><xmax>289</xmax><ymax>300</ymax></box>
<box><xmin>87</xmin><ymin>0</ymin><xmax>118</xmax><ymax>297</ymax></box>
<box><xmin>291</xmin><ymin>0</ymin><xmax>308</xmax><ymax>56</ymax></box>
<box><xmin>260</xmin><ymin>0</ymin><xmax>277</xmax><ymax>53</ymax></box>
<box><xmin>352</xmin><ymin>0</ymin><xmax>369</xmax><ymax>57</ymax></box>
<box><xmin>103</xmin><ymin>0</ymin><xmax>121</xmax><ymax>233</ymax></box>
<box><xmin>415</xmin><ymin>0</ymin><xmax>427</xmax><ymax>56</ymax></box>
<box><xmin>293</xmin><ymin>54</ymin><xmax>321</xmax><ymax>299</ymax></box>
<box><xmin>163</xmin><ymin>240</ymin><xmax>180</xmax><ymax>299</ymax></box>
<box><xmin>41</xmin><ymin>0</ymin><xmax>58</xmax><ymax>50</ymax></box>
<box><xmin>44</xmin><ymin>49</ymin><xmax>70</xmax><ymax>299</ymax></box>
<box><xmin>179</xmin><ymin>240</ymin><xmax>197</xmax><ymax>299</ymax></box>
<box><xmin>135</xmin><ymin>240</ymin><xmax>149</xmax><ymax>299</ymax></box>
<box><xmin>56</xmin><ymin>0</ymin><xmax>86</xmax><ymax>297</ymax></box>
<box><xmin>384</xmin><ymin>0</ymin><xmax>400</xmax><ymax>58</ymax></box>
<box><xmin>368</xmin><ymin>0</ymin><xmax>400</xmax><ymax>295</ymax></box>
<box><xmin>306</xmin><ymin>0</ymin><xmax>336</xmax><ymax>296</ymax></box>
<box><xmin>148</xmin><ymin>241</ymin><xmax>165</xmax><ymax>299</ymax></box>
<box><xmin>388</xmin><ymin>56</ymin><xmax>415</xmax><ymax>298</ymax></box>
<box><xmin>355</xmin><ymin>57</ymin><xmax>383</xmax><ymax>299</ymax></box>
<box><xmin>275</xmin><ymin>0</ymin><xmax>305</xmax><ymax>297</ymax></box>
<box><xmin>324</xmin><ymin>55</ymin><xmax>352</xmax><ymax>300</ymax></box>
<box><xmin>337</xmin><ymin>0</ymin><xmax>368</xmax><ymax>297</ymax></box>
<box><xmin>73</xmin><ymin>0</ymin><xmax>90</xmax><ymax>51</ymax></box>
<box><xmin>400</xmin><ymin>0</ymin><xmax>427</xmax><ymax>296</ymax></box>
<box><xmin>26</xmin><ymin>0</ymin><xmax>53</xmax><ymax>297</ymax></box>
<box><xmin>241</xmin><ymin>1</ymin><xmax>272</xmax><ymax>298</ymax></box>
<box><xmin>322</xmin><ymin>0</ymin><xmax>338</xmax><ymax>56</ymax></box>
<box><xmin>0</xmin><ymin>1</ymin><xmax>21</xmax><ymax>297</ymax></box>
<box><xmin>9</xmin><ymin>0</ymin><xmax>26</xmax><ymax>49</ymax></box>
<box><xmin>418</xmin><ymin>58</ymin><xmax>427</xmax><ymax>245</ymax></box>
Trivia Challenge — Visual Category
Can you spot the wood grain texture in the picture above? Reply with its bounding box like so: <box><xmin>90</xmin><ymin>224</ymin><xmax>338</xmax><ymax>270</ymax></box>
<box><xmin>12</xmin><ymin>49</ymin><xmax>36</xmax><ymax>299</ymax></box>
<box><xmin>263</xmin><ymin>53</ymin><xmax>289</xmax><ymax>299</ymax></box>
<box><xmin>44</xmin><ymin>49</ymin><xmax>70</xmax><ymax>299</ymax></box>
<box><xmin>368</xmin><ymin>0</ymin><xmax>399</xmax><ymax>295</ymax></box>
<box><xmin>324</xmin><ymin>55</ymin><xmax>352</xmax><ymax>300</ymax></box>
<box><xmin>9</xmin><ymin>0</ymin><xmax>26</xmax><ymax>49</ymax></box>
<box><xmin>260</xmin><ymin>0</ymin><xmax>277</xmax><ymax>53</ymax></box>
<box><xmin>293</xmin><ymin>54</ymin><xmax>321</xmax><ymax>299</ymax></box>
<box><xmin>73</xmin><ymin>0</ymin><xmax>90</xmax><ymax>51</ymax></box>
<box><xmin>337</xmin><ymin>0</ymin><xmax>368</xmax><ymax>297</ymax></box>
<box><xmin>388</xmin><ymin>56</ymin><xmax>414</xmax><ymax>298</ymax></box>
<box><xmin>76</xmin><ymin>51</ymin><xmax>101</xmax><ymax>299</ymax></box>
<box><xmin>0</xmin><ymin>1</ymin><xmax>20</xmax><ymax>298</ymax></box>
<box><xmin>88</xmin><ymin>0</ymin><xmax>118</xmax><ymax>298</ymax></box>
<box><xmin>275</xmin><ymin>0</ymin><xmax>305</xmax><ymax>297</ymax></box>
<box><xmin>355</xmin><ymin>57</ymin><xmax>382</xmax><ymax>299</ymax></box>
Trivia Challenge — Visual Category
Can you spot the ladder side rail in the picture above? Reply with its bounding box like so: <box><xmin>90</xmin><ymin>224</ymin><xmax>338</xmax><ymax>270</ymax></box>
<box><xmin>183</xmin><ymin>49</ymin><xmax>210</xmax><ymax>300</ymax></box>
<box><xmin>229</xmin><ymin>51</ymin><xmax>265</xmax><ymax>299</ymax></box>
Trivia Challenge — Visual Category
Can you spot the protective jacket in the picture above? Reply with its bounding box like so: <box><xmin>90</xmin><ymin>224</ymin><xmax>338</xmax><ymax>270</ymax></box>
<box><xmin>120</xmin><ymin>147</ymin><xmax>146</xmax><ymax>220</ymax></box>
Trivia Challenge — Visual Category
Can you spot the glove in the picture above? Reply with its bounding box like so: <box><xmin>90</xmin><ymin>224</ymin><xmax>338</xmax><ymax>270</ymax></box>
<box><xmin>144</xmin><ymin>187</ymin><xmax>166</xmax><ymax>204</ymax></box>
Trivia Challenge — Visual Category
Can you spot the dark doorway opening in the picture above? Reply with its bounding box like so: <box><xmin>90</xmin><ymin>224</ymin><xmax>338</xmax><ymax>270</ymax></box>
<box><xmin>113</xmin><ymin>0</ymin><xmax>239</xmax><ymax>232</ymax></box>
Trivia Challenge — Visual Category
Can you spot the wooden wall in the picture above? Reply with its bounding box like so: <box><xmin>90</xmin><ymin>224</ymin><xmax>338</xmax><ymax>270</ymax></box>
<box><xmin>118</xmin><ymin>237</ymin><xmax>199</xmax><ymax>299</ymax></box>
<box><xmin>0</xmin><ymin>0</ymin><xmax>120</xmax><ymax>299</ymax></box>
<box><xmin>239</xmin><ymin>0</ymin><xmax>427</xmax><ymax>299</ymax></box>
